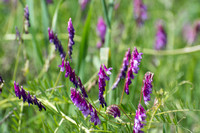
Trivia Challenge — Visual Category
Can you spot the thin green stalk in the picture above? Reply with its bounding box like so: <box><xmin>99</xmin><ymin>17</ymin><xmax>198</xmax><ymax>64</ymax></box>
<box><xmin>13</xmin><ymin>42</ymin><xmax>22</xmax><ymax>81</ymax></box>
<box><xmin>49</xmin><ymin>71</ymin><xmax>62</xmax><ymax>98</ymax></box>
<box><xmin>101</xmin><ymin>0</ymin><xmax>111</xmax><ymax>29</ymax></box>
<box><xmin>18</xmin><ymin>102</ymin><xmax>24</xmax><ymax>132</ymax></box>
<box><xmin>54</xmin><ymin>118</ymin><xmax>64</xmax><ymax>133</ymax></box>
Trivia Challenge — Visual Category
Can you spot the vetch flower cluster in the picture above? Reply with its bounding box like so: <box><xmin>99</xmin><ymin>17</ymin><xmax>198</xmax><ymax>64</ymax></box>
<box><xmin>154</xmin><ymin>21</ymin><xmax>167</xmax><ymax>50</ymax></box>
<box><xmin>142</xmin><ymin>72</ymin><xmax>154</xmax><ymax>105</ymax></box>
<box><xmin>71</xmin><ymin>88</ymin><xmax>101</xmax><ymax>125</ymax></box>
<box><xmin>106</xmin><ymin>105</ymin><xmax>121</xmax><ymax>118</ymax></box>
<box><xmin>98</xmin><ymin>64</ymin><xmax>112</xmax><ymax>108</ymax></box>
<box><xmin>125</xmin><ymin>47</ymin><xmax>142</xmax><ymax>95</ymax></box>
<box><xmin>133</xmin><ymin>104</ymin><xmax>146</xmax><ymax>133</ymax></box>
<box><xmin>96</xmin><ymin>17</ymin><xmax>107</xmax><ymax>48</ymax></box>
<box><xmin>14</xmin><ymin>81</ymin><xmax>46</xmax><ymax>111</ymax></box>
<box><xmin>24</xmin><ymin>5</ymin><xmax>30</xmax><ymax>34</ymax></box>
<box><xmin>0</xmin><ymin>76</ymin><xmax>4</xmax><ymax>94</ymax></box>
<box><xmin>112</xmin><ymin>48</ymin><xmax>131</xmax><ymax>90</ymax></box>
<box><xmin>67</xmin><ymin>18</ymin><xmax>75</xmax><ymax>61</ymax></box>
<box><xmin>133</xmin><ymin>0</ymin><xmax>147</xmax><ymax>27</ymax></box>
<box><xmin>48</xmin><ymin>27</ymin><xmax>66</xmax><ymax>59</ymax></box>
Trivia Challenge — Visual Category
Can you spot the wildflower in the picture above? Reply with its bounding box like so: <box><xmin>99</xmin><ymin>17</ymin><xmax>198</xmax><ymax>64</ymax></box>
<box><xmin>24</xmin><ymin>5</ymin><xmax>30</xmax><ymax>34</ymax></box>
<box><xmin>107</xmin><ymin>105</ymin><xmax>121</xmax><ymax>118</ymax></box>
<box><xmin>89</xmin><ymin>104</ymin><xmax>101</xmax><ymax>125</ymax></box>
<box><xmin>133</xmin><ymin>0</ymin><xmax>147</xmax><ymax>27</ymax></box>
<box><xmin>46</xmin><ymin>0</ymin><xmax>53</xmax><ymax>4</ymax></box>
<box><xmin>133</xmin><ymin>104</ymin><xmax>146</xmax><ymax>133</ymax></box>
<box><xmin>96</xmin><ymin>17</ymin><xmax>107</xmax><ymax>48</ymax></box>
<box><xmin>96</xmin><ymin>41</ymin><xmax>102</xmax><ymax>49</ymax></box>
<box><xmin>98</xmin><ymin>64</ymin><xmax>112</xmax><ymax>107</ymax></box>
<box><xmin>124</xmin><ymin>47</ymin><xmax>142</xmax><ymax>95</ymax></box>
<box><xmin>58</xmin><ymin>59</ymin><xmax>65</xmax><ymax>72</ymax></box>
<box><xmin>79</xmin><ymin>0</ymin><xmax>90</xmax><ymax>10</ymax></box>
<box><xmin>0</xmin><ymin>76</ymin><xmax>4</xmax><ymax>94</ymax></box>
<box><xmin>67</xmin><ymin>18</ymin><xmax>75</xmax><ymax>61</ymax></box>
<box><xmin>142</xmin><ymin>72</ymin><xmax>154</xmax><ymax>105</ymax></box>
<box><xmin>70</xmin><ymin>88</ymin><xmax>91</xmax><ymax>118</ymax></box>
<box><xmin>77</xmin><ymin>77</ymin><xmax>88</xmax><ymax>98</ymax></box>
<box><xmin>65</xmin><ymin>61</ymin><xmax>78</xmax><ymax>88</ymax></box>
<box><xmin>48</xmin><ymin>27</ymin><xmax>66</xmax><ymax>59</ymax></box>
<box><xmin>14</xmin><ymin>82</ymin><xmax>46</xmax><ymax>111</ymax></box>
<box><xmin>112</xmin><ymin>48</ymin><xmax>131</xmax><ymax>89</ymax></box>
<box><xmin>154</xmin><ymin>21</ymin><xmax>167</xmax><ymax>50</ymax></box>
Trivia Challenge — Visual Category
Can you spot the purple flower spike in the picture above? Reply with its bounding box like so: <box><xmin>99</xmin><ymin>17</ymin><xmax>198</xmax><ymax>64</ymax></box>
<box><xmin>14</xmin><ymin>81</ymin><xmax>21</xmax><ymax>99</ymax></box>
<box><xmin>142</xmin><ymin>72</ymin><xmax>154</xmax><ymax>105</ymax></box>
<box><xmin>58</xmin><ymin>59</ymin><xmax>65</xmax><ymax>72</ymax></box>
<box><xmin>96</xmin><ymin>17</ymin><xmax>107</xmax><ymax>48</ymax></box>
<box><xmin>133</xmin><ymin>0</ymin><xmax>147</xmax><ymax>27</ymax></box>
<box><xmin>77</xmin><ymin>77</ymin><xmax>88</xmax><ymax>98</ymax></box>
<box><xmin>124</xmin><ymin>47</ymin><xmax>142</xmax><ymax>95</ymax></box>
<box><xmin>24</xmin><ymin>5</ymin><xmax>30</xmax><ymax>34</ymax></box>
<box><xmin>67</xmin><ymin>18</ymin><xmax>75</xmax><ymax>61</ymax></box>
<box><xmin>98</xmin><ymin>65</ymin><xmax>112</xmax><ymax>107</ymax></box>
<box><xmin>133</xmin><ymin>104</ymin><xmax>146</xmax><ymax>133</ymax></box>
<box><xmin>27</xmin><ymin>91</ymin><xmax>33</xmax><ymax>106</ymax></box>
<box><xmin>20</xmin><ymin>86</ymin><xmax>27</xmax><ymax>102</ymax></box>
<box><xmin>71</xmin><ymin>88</ymin><xmax>90</xmax><ymax>117</ymax></box>
<box><xmin>48</xmin><ymin>27</ymin><xmax>66</xmax><ymax>59</ymax></box>
<box><xmin>38</xmin><ymin>101</ymin><xmax>46</xmax><ymax>111</ymax></box>
<box><xmin>155</xmin><ymin>21</ymin><xmax>167</xmax><ymax>50</ymax></box>
<box><xmin>0</xmin><ymin>76</ymin><xmax>4</xmax><ymax>94</ymax></box>
<box><xmin>107</xmin><ymin>105</ymin><xmax>121</xmax><ymax>118</ymax></box>
<box><xmin>89</xmin><ymin>104</ymin><xmax>101</xmax><ymax>125</ymax></box>
<box><xmin>79</xmin><ymin>0</ymin><xmax>90</xmax><ymax>10</ymax></box>
<box><xmin>112</xmin><ymin>48</ymin><xmax>131</xmax><ymax>89</ymax></box>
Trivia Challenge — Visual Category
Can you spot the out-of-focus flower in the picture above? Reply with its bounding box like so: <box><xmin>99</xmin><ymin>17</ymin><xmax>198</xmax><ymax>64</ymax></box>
<box><xmin>48</xmin><ymin>27</ymin><xmax>66</xmax><ymax>59</ymax></box>
<box><xmin>107</xmin><ymin>105</ymin><xmax>121</xmax><ymax>118</ymax></box>
<box><xmin>46</xmin><ymin>0</ymin><xmax>53</xmax><ymax>4</ymax></box>
<box><xmin>71</xmin><ymin>88</ymin><xmax>101</xmax><ymax>125</ymax></box>
<box><xmin>65</xmin><ymin>61</ymin><xmax>78</xmax><ymax>88</ymax></box>
<box><xmin>125</xmin><ymin>47</ymin><xmax>142</xmax><ymax>95</ymax></box>
<box><xmin>142</xmin><ymin>72</ymin><xmax>154</xmax><ymax>105</ymax></box>
<box><xmin>96</xmin><ymin>17</ymin><xmax>107</xmax><ymax>48</ymax></box>
<box><xmin>133</xmin><ymin>0</ymin><xmax>147</xmax><ymax>27</ymax></box>
<box><xmin>79</xmin><ymin>0</ymin><xmax>90</xmax><ymax>10</ymax></box>
<box><xmin>0</xmin><ymin>76</ymin><xmax>4</xmax><ymax>94</ymax></box>
<box><xmin>133</xmin><ymin>104</ymin><xmax>146</xmax><ymax>133</ymax></box>
<box><xmin>98</xmin><ymin>64</ymin><xmax>112</xmax><ymax>107</ymax></box>
<box><xmin>154</xmin><ymin>21</ymin><xmax>167</xmax><ymax>50</ymax></box>
<box><xmin>14</xmin><ymin>82</ymin><xmax>46</xmax><ymax>111</ymax></box>
<box><xmin>24</xmin><ymin>5</ymin><xmax>30</xmax><ymax>34</ymax></box>
<box><xmin>112</xmin><ymin>48</ymin><xmax>131</xmax><ymax>89</ymax></box>
<box><xmin>67</xmin><ymin>18</ymin><xmax>75</xmax><ymax>61</ymax></box>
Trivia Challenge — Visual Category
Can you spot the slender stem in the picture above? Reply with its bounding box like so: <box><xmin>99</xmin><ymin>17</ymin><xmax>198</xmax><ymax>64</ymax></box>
<box><xmin>101</xmin><ymin>0</ymin><xmax>111</xmax><ymax>29</ymax></box>
<box><xmin>139</xmin><ymin>76</ymin><xmax>145</xmax><ymax>104</ymax></box>
<box><xmin>49</xmin><ymin>71</ymin><xmax>62</xmax><ymax>97</ymax></box>
<box><xmin>18</xmin><ymin>101</ymin><xmax>24</xmax><ymax>132</ymax></box>
<box><xmin>13</xmin><ymin>44</ymin><xmax>22</xmax><ymax>81</ymax></box>
<box><xmin>115</xmin><ymin>105</ymin><xmax>134</xmax><ymax>122</ymax></box>
<box><xmin>54</xmin><ymin>118</ymin><xmax>64</xmax><ymax>133</ymax></box>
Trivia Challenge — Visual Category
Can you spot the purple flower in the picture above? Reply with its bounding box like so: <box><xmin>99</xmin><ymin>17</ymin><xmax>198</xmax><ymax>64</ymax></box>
<box><xmin>133</xmin><ymin>0</ymin><xmax>147</xmax><ymax>27</ymax></box>
<box><xmin>133</xmin><ymin>104</ymin><xmax>146</xmax><ymax>133</ymax></box>
<box><xmin>107</xmin><ymin>105</ymin><xmax>121</xmax><ymax>118</ymax></box>
<box><xmin>14</xmin><ymin>82</ymin><xmax>46</xmax><ymax>111</ymax></box>
<box><xmin>65</xmin><ymin>61</ymin><xmax>78</xmax><ymax>88</ymax></box>
<box><xmin>96</xmin><ymin>17</ymin><xmax>107</xmax><ymax>48</ymax></box>
<box><xmin>98</xmin><ymin>64</ymin><xmax>112</xmax><ymax>107</ymax></box>
<box><xmin>24</xmin><ymin>5</ymin><xmax>30</xmax><ymax>34</ymax></box>
<box><xmin>58</xmin><ymin>59</ymin><xmax>65</xmax><ymax>72</ymax></box>
<box><xmin>48</xmin><ymin>27</ymin><xmax>66</xmax><ymax>59</ymax></box>
<box><xmin>124</xmin><ymin>47</ymin><xmax>142</xmax><ymax>95</ymax></box>
<box><xmin>183</xmin><ymin>24</ymin><xmax>197</xmax><ymax>45</ymax></box>
<box><xmin>71</xmin><ymin>88</ymin><xmax>90</xmax><ymax>117</ymax></box>
<box><xmin>155</xmin><ymin>21</ymin><xmax>167</xmax><ymax>50</ymax></box>
<box><xmin>14</xmin><ymin>81</ymin><xmax>21</xmax><ymax>98</ymax></box>
<box><xmin>46</xmin><ymin>0</ymin><xmax>53</xmax><ymax>4</ymax></box>
<box><xmin>142</xmin><ymin>72</ymin><xmax>154</xmax><ymax>105</ymax></box>
<box><xmin>89</xmin><ymin>104</ymin><xmax>101</xmax><ymax>125</ymax></box>
<box><xmin>112</xmin><ymin>48</ymin><xmax>131</xmax><ymax>89</ymax></box>
<box><xmin>0</xmin><ymin>76</ymin><xmax>4</xmax><ymax>94</ymax></box>
<box><xmin>77</xmin><ymin>77</ymin><xmax>88</xmax><ymax>98</ymax></box>
<box><xmin>79</xmin><ymin>0</ymin><xmax>90</xmax><ymax>10</ymax></box>
<box><xmin>67</xmin><ymin>18</ymin><xmax>75</xmax><ymax>61</ymax></box>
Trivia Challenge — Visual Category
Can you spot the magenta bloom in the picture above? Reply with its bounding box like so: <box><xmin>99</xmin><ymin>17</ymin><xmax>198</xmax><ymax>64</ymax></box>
<box><xmin>183</xmin><ymin>23</ymin><xmax>197</xmax><ymax>45</ymax></box>
<box><xmin>46</xmin><ymin>0</ymin><xmax>53</xmax><ymax>4</ymax></box>
<box><xmin>98</xmin><ymin>64</ymin><xmax>112</xmax><ymax>107</ymax></box>
<box><xmin>67</xmin><ymin>18</ymin><xmax>75</xmax><ymax>61</ymax></box>
<box><xmin>107</xmin><ymin>105</ymin><xmax>121</xmax><ymax>118</ymax></box>
<box><xmin>24</xmin><ymin>5</ymin><xmax>30</xmax><ymax>33</ymax></box>
<box><xmin>155</xmin><ymin>21</ymin><xmax>167</xmax><ymax>50</ymax></box>
<box><xmin>0</xmin><ymin>76</ymin><xmax>4</xmax><ymax>94</ymax></box>
<box><xmin>79</xmin><ymin>0</ymin><xmax>90</xmax><ymax>10</ymax></box>
<box><xmin>71</xmin><ymin>88</ymin><xmax>100</xmax><ymax>125</ymax></box>
<box><xmin>58</xmin><ymin>59</ymin><xmax>65</xmax><ymax>72</ymax></box>
<box><xmin>112</xmin><ymin>48</ymin><xmax>131</xmax><ymax>90</ymax></box>
<box><xmin>48</xmin><ymin>28</ymin><xmax>66</xmax><ymax>59</ymax></box>
<box><xmin>133</xmin><ymin>0</ymin><xmax>147</xmax><ymax>27</ymax></box>
<box><xmin>133</xmin><ymin>104</ymin><xmax>146</xmax><ymax>133</ymax></box>
<box><xmin>96</xmin><ymin>17</ymin><xmax>107</xmax><ymax>48</ymax></box>
<box><xmin>142</xmin><ymin>72</ymin><xmax>154</xmax><ymax>105</ymax></box>
<box><xmin>14</xmin><ymin>82</ymin><xmax>46</xmax><ymax>111</ymax></box>
<box><xmin>124</xmin><ymin>47</ymin><xmax>142</xmax><ymax>95</ymax></box>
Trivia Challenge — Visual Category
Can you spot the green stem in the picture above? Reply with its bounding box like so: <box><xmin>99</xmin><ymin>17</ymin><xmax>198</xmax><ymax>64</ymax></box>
<box><xmin>49</xmin><ymin>71</ymin><xmax>62</xmax><ymax>97</ymax></box>
<box><xmin>13</xmin><ymin>43</ymin><xmax>22</xmax><ymax>81</ymax></box>
<box><xmin>18</xmin><ymin>101</ymin><xmax>24</xmax><ymax>132</ymax></box>
<box><xmin>101</xmin><ymin>0</ymin><xmax>111</xmax><ymax>29</ymax></box>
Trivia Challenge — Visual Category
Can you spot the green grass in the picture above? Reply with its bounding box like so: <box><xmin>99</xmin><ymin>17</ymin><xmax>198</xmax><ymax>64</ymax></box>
<box><xmin>1</xmin><ymin>0</ymin><xmax>200</xmax><ymax>132</ymax></box>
